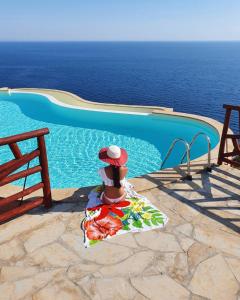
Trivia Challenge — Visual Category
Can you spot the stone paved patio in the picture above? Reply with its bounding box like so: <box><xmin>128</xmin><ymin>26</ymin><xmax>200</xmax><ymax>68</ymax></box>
<box><xmin>0</xmin><ymin>164</ymin><xmax>240</xmax><ymax>300</ymax></box>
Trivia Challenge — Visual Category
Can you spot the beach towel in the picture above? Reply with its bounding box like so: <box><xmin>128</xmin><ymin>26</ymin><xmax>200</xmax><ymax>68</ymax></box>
<box><xmin>82</xmin><ymin>182</ymin><xmax>168</xmax><ymax>247</ymax></box>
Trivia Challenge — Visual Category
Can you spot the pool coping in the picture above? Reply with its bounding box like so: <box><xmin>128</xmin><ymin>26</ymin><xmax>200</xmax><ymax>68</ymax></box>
<box><xmin>1</xmin><ymin>87</ymin><xmax>225</xmax><ymax>192</ymax></box>
<box><xmin>10</xmin><ymin>87</ymin><xmax>173</xmax><ymax>114</ymax></box>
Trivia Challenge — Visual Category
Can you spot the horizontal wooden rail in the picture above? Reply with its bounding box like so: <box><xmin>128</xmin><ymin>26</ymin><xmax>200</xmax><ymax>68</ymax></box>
<box><xmin>226</xmin><ymin>134</ymin><xmax>240</xmax><ymax>139</ymax></box>
<box><xmin>0</xmin><ymin>165</ymin><xmax>42</xmax><ymax>187</ymax></box>
<box><xmin>0</xmin><ymin>197</ymin><xmax>44</xmax><ymax>224</ymax></box>
<box><xmin>0</xmin><ymin>158</ymin><xmax>18</xmax><ymax>174</ymax></box>
<box><xmin>0</xmin><ymin>182</ymin><xmax>44</xmax><ymax>207</ymax></box>
<box><xmin>223</xmin><ymin>104</ymin><xmax>240</xmax><ymax>111</ymax></box>
<box><xmin>222</xmin><ymin>158</ymin><xmax>240</xmax><ymax>167</ymax></box>
<box><xmin>0</xmin><ymin>149</ymin><xmax>40</xmax><ymax>181</ymax></box>
<box><xmin>223</xmin><ymin>151</ymin><xmax>238</xmax><ymax>158</ymax></box>
<box><xmin>0</xmin><ymin>128</ymin><xmax>49</xmax><ymax>146</ymax></box>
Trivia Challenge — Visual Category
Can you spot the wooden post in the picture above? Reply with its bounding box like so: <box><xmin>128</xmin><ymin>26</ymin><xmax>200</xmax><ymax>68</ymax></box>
<box><xmin>217</xmin><ymin>104</ymin><xmax>240</xmax><ymax>167</ymax></box>
<box><xmin>37</xmin><ymin>136</ymin><xmax>52</xmax><ymax>208</ymax></box>
<box><xmin>218</xmin><ymin>107</ymin><xmax>231</xmax><ymax>165</ymax></box>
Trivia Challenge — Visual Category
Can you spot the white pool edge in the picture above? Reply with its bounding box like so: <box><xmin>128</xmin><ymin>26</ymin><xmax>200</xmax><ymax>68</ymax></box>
<box><xmin>11</xmin><ymin>90</ymin><xmax>150</xmax><ymax>116</ymax></box>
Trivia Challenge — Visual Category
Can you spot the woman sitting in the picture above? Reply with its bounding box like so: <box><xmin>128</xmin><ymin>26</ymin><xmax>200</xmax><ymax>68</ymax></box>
<box><xmin>98</xmin><ymin>145</ymin><xmax>128</xmax><ymax>205</ymax></box>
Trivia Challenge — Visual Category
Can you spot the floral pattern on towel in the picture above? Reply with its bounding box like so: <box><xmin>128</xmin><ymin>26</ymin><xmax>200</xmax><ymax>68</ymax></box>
<box><xmin>82</xmin><ymin>185</ymin><xmax>168</xmax><ymax>247</ymax></box>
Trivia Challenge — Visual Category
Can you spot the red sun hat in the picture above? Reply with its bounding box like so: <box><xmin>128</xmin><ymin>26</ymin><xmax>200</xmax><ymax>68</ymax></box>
<box><xmin>99</xmin><ymin>145</ymin><xmax>128</xmax><ymax>167</ymax></box>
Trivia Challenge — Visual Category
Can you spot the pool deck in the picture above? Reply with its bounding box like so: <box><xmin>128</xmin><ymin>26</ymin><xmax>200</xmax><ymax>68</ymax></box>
<box><xmin>1</xmin><ymin>88</ymin><xmax>239</xmax><ymax>299</ymax></box>
<box><xmin>0</xmin><ymin>163</ymin><xmax>240</xmax><ymax>300</ymax></box>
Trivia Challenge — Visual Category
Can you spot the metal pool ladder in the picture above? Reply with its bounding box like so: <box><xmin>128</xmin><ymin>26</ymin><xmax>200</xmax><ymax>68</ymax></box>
<box><xmin>160</xmin><ymin>132</ymin><xmax>212</xmax><ymax>181</ymax></box>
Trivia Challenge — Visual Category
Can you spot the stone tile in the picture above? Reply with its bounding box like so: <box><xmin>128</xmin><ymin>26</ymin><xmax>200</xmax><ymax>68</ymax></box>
<box><xmin>193</xmin><ymin>224</ymin><xmax>240</xmax><ymax>258</ymax></box>
<box><xmin>151</xmin><ymin>190</ymin><xmax>200</xmax><ymax>223</ymax></box>
<box><xmin>147</xmin><ymin>189</ymin><xmax>178</xmax><ymax>210</ymax></box>
<box><xmin>144</xmin><ymin>252</ymin><xmax>177</xmax><ymax>276</ymax></box>
<box><xmin>146</xmin><ymin>251</ymin><xmax>189</xmax><ymax>285</ymax></box>
<box><xmin>173</xmin><ymin>200</ymin><xmax>201</xmax><ymax>222</ymax></box>
<box><xmin>227</xmin><ymin>199</ymin><xmax>240</xmax><ymax>208</ymax></box>
<box><xmin>78</xmin><ymin>276</ymin><xmax>137</xmax><ymax>300</ymax></box>
<box><xmin>0</xmin><ymin>282</ymin><xmax>14</xmax><ymax>300</ymax></box>
<box><xmin>152</xmin><ymin>205</ymin><xmax>186</xmax><ymax>229</ymax></box>
<box><xmin>0</xmin><ymin>266</ymin><xmax>39</xmax><ymax>282</ymax></box>
<box><xmin>133</xmin><ymin>293</ymin><xmax>148</xmax><ymax>300</ymax></box>
<box><xmin>131</xmin><ymin>275</ymin><xmax>190</xmax><ymax>300</ymax></box>
<box><xmin>135</xmin><ymin>230</ymin><xmax>182</xmax><ymax>252</ymax></box>
<box><xmin>63</xmin><ymin>212</ymin><xmax>84</xmax><ymax>235</ymax></box>
<box><xmin>0</xmin><ymin>269</ymin><xmax>62</xmax><ymax>300</ymax></box>
<box><xmin>107</xmin><ymin>233</ymin><xmax>139</xmax><ymax>248</ymax></box>
<box><xmin>49</xmin><ymin>202</ymin><xmax>80</xmax><ymax>214</ymax></box>
<box><xmin>189</xmin><ymin>254</ymin><xmax>239</xmax><ymax>300</ymax></box>
<box><xmin>205</xmin><ymin>209</ymin><xmax>240</xmax><ymax>227</ymax></box>
<box><xmin>192</xmin><ymin>213</ymin><xmax>237</xmax><ymax>234</ymax></box>
<box><xmin>0</xmin><ymin>213</ymin><xmax>59</xmax><ymax>245</ymax></box>
<box><xmin>23</xmin><ymin>221</ymin><xmax>65</xmax><ymax>253</ymax></box>
<box><xmin>100</xmin><ymin>251</ymin><xmax>155</xmax><ymax>277</ymax></box>
<box><xmin>191</xmin><ymin>295</ymin><xmax>210</xmax><ymax>300</ymax></box>
<box><xmin>178</xmin><ymin>235</ymin><xmax>195</xmax><ymax>252</ymax></box>
<box><xmin>13</xmin><ymin>269</ymin><xmax>62</xmax><ymax>300</ymax></box>
<box><xmin>33</xmin><ymin>278</ymin><xmax>89</xmax><ymax>300</ymax></box>
<box><xmin>130</xmin><ymin>177</ymin><xmax>158</xmax><ymax>193</ymax></box>
<box><xmin>187</xmin><ymin>242</ymin><xmax>216</xmax><ymax>271</ymax></box>
<box><xmin>168</xmin><ymin>253</ymin><xmax>189</xmax><ymax>284</ymax></box>
<box><xmin>51</xmin><ymin>188</ymin><xmax>77</xmax><ymax>202</ymax></box>
<box><xmin>25</xmin><ymin>243</ymin><xmax>79</xmax><ymax>267</ymax></box>
<box><xmin>223</xmin><ymin>208</ymin><xmax>240</xmax><ymax>217</ymax></box>
<box><xmin>22</xmin><ymin>297</ymin><xmax>34</xmax><ymax>300</ymax></box>
<box><xmin>0</xmin><ymin>239</ymin><xmax>25</xmax><ymax>261</ymax></box>
<box><xmin>144</xmin><ymin>253</ymin><xmax>176</xmax><ymax>276</ymax></box>
<box><xmin>225</xmin><ymin>257</ymin><xmax>240</xmax><ymax>283</ymax></box>
<box><xmin>67</xmin><ymin>263</ymin><xmax>100</xmax><ymax>281</ymax></box>
<box><xmin>60</xmin><ymin>232</ymin><xmax>85</xmax><ymax>254</ymax></box>
<box><xmin>61</xmin><ymin>233</ymin><xmax>133</xmax><ymax>265</ymax></box>
<box><xmin>189</xmin><ymin>194</ymin><xmax>227</xmax><ymax>208</ymax></box>
<box><xmin>174</xmin><ymin>223</ymin><xmax>193</xmax><ymax>237</ymax></box>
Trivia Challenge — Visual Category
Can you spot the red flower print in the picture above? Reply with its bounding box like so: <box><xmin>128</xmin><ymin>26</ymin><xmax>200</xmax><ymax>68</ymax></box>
<box><xmin>87</xmin><ymin>201</ymin><xmax>130</xmax><ymax>221</ymax></box>
<box><xmin>84</xmin><ymin>215</ymin><xmax>122</xmax><ymax>240</ymax></box>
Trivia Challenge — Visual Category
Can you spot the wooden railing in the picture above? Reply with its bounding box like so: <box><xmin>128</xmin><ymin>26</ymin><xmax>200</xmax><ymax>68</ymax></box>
<box><xmin>0</xmin><ymin>128</ymin><xmax>52</xmax><ymax>223</ymax></box>
<box><xmin>218</xmin><ymin>104</ymin><xmax>240</xmax><ymax>168</ymax></box>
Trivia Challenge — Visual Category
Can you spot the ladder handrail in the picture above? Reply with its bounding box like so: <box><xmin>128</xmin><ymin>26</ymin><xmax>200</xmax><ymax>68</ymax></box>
<box><xmin>180</xmin><ymin>132</ymin><xmax>211</xmax><ymax>169</ymax></box>
<box><xmin>160</xmin><ymin>138</ymin><xmax>191</xmax><ymax>179</ymax></box>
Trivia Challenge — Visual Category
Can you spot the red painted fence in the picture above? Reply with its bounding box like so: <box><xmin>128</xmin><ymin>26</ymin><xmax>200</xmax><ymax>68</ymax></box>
<box><xmin>0</xmin><ymin>128</ymin><xmax>52</xmax><ymax>223</ymax></box>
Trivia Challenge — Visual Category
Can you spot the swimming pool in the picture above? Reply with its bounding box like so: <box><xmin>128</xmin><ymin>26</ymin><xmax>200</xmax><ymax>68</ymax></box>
<box><xmin>0</xmin><ymin>91</ymin><xmax>219</xmax><ymax>188</ymax></box>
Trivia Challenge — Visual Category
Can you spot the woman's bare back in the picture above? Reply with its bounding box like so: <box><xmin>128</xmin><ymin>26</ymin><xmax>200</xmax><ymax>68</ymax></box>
<box><xmin>103</xmin><ymin>166</ymin><xmax>128</xmax><ymax>200</ymax></box>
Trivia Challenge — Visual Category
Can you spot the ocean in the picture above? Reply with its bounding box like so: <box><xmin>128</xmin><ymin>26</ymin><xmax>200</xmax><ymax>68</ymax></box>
<box><xmin>1</xmin><ymin>41</ymin><xmax>240</xmax><ymax>130</ymax></box>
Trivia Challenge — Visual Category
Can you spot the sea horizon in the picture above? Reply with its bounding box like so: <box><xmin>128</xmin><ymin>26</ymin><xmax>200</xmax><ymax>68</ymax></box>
<box><xmin>1</xmin><ymin>40</ymin><xmax>240</xmax><ymax>42</ymax></box>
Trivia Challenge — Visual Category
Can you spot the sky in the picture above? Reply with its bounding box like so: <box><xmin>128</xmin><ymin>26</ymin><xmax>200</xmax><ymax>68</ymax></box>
<box><xmin>0</xmin><ymin>0</ymin><xmax>240</xmax><ymax>41</ymax></box>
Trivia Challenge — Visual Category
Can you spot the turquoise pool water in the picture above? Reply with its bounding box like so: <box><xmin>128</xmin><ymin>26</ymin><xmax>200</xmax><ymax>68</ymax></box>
<box><xmin>0</xmin><ymin>92</ymin><xmax>219</xmax><ymax>188</ymax></box>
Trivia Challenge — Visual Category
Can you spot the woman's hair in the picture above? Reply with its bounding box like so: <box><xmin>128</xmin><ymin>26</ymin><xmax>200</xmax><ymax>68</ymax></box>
<box><xmin>111</xmin><ymin>165</ymin><xmax>121</xmax><ymax>188</ymax></box>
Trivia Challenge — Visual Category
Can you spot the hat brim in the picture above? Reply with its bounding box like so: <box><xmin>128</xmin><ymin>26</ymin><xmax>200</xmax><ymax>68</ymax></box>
<box><xmin>99</xmin><ymin>147</ymin><xmax>128</xmax><ymax>166</ymax></box>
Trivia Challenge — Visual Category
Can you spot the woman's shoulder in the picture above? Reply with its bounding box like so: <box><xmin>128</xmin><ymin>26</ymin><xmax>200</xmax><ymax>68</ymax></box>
<box><xmin>121</xmin><ymin>166</ymin><xmax>128</xmax><ymax>170</ymax></box>
<box><xmin>120</xmin><ymin>166</ymin><xmax>128</xmax><ymax>175</ymax></box>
